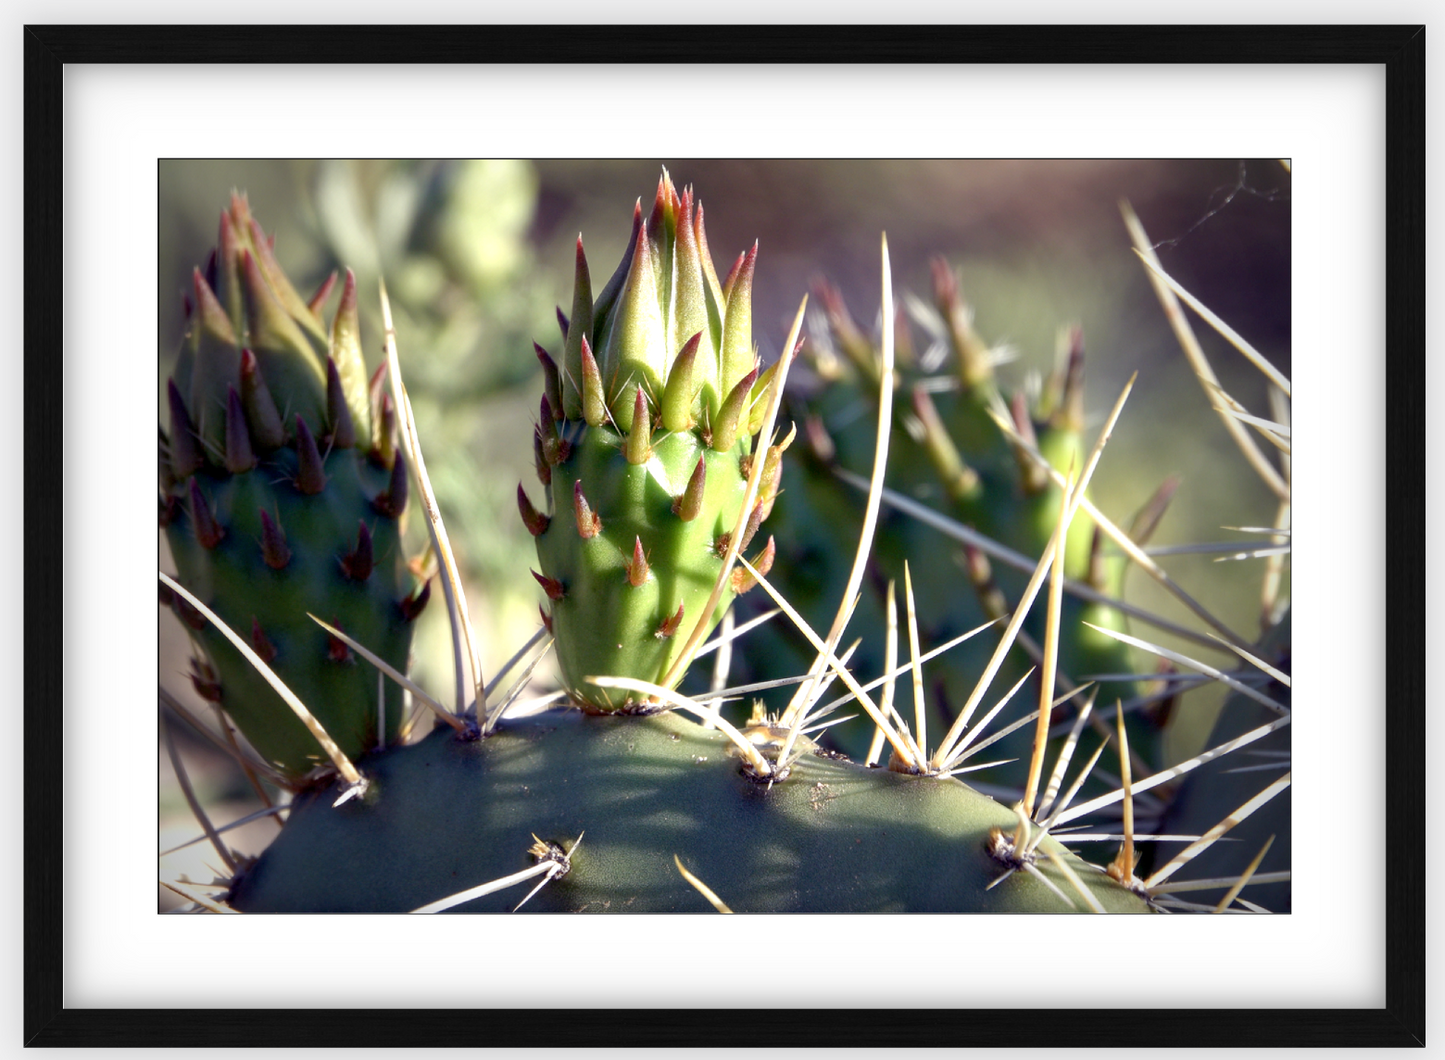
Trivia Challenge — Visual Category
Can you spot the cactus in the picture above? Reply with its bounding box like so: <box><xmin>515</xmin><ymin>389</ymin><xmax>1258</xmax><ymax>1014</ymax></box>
<box><xmin>524</xmin><ymin>171</ymin><xmax>785</xmax><ymax>710</ymax></box>
<box><xmin>752</xmin><ymin>265</ymin><xmax>1158</xmax><ymax>786</ymax></box>
<box><xmin>160</xmin><ymin>172</ymin><xmax>1289</xmax><ymax>918</ymax></box>
<box><xmin>161</xmin><ymin>194</ymin><xmax>423</xmax><ymax>782</ymax></box>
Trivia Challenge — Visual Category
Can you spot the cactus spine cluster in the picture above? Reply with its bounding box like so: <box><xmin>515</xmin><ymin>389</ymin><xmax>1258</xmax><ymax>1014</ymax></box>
<box><xmin>524</xmin><ymin>172</ymin><xmax>783</xmax><ymax>710</ymax></box>
<box><xmin>161</xmin><ymin>195</ymin><xmax>424</xmax><ymax>781</ymax></box>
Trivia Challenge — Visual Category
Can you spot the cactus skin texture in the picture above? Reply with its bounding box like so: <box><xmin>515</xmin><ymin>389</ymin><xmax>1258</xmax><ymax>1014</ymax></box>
<box><xmin>162</xmin><ymin>195</ymin><xmax>423</xmax><ymax>781</ymax></box>
<box><xmin>526</xmin><ymin>172</ymin><xmax>782</xmax><ymax>710</ymax></box>
<box><xmin>228</xmin><ymin>709</ymin><xmax>1149</xmax><ymax>912</ymax></box>
<box><xmin>753</xmin><ymin>267</ymin><xmax>1152</xmax><ymax>773</ymax></box>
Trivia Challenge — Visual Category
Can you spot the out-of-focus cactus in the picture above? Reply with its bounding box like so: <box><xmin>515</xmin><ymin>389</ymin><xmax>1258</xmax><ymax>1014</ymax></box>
<box><xmin>749</xmin><ymin>262</ymin><xmax>1157</xmax><ymax>779</ymax></box>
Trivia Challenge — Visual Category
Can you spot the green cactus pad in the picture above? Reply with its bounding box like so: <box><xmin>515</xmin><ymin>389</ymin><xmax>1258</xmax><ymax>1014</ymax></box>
<box><xmin>528</xmin><ymin>172</ymin><xmax>782</xmax><ymax>710</ymax></box>
<box><xmin>228</xmin><ymin>709</ymin><xmax>1151</xmax><ymax>913</ymax></box>
<box><xmin>533</xmin><ymin>426</ymin><xmax>752</xmax><ymax>709</ymax></box>
<box><xmin>162</xmin><ymin>195</ymin><xmax>422</xmax><ymax>780</ymax></box>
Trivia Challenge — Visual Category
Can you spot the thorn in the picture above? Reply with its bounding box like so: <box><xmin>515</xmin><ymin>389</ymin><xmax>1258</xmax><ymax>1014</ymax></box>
<box><xmin>166</xmin><ymin>380</ymin><xmax>204</xmax><ymax>479</ymax></box>
<box><xmin>532</xmin><ymin>569</ymin><xmax>566</xmax><ymax>602</ymax></box>
<box><xmin>172</xmin><ymin>593</ymin><xmax>207</xmax><ymax>631</ymax></box>
<box><xmin>539</xmin><ymin>395</ymin><xmax>571</xmax><ymax>465</ymax></box>
<box><xmin>238</xmin><ymin>349</ymin><xmax>285</xmax><ymax>452</ymax></box>
<box><xmin>731</xmin><ymin>535</ymin><xmax>775</xmax><ymax>594</ymax></box>
<box><xmin>655</xmin><ymin>601</ymin><xmax>685</xmax><ymax>639</ymax></box>
<box><xmin>372</xmin><ymin>392</ymin><xmax>398</xmax><ymax>469</ymax></box>
<box><xmin>539</xmin><ymin>604</ymin><xmax>554</xmax><ymax>634</ymax></box>
<box><xmin>292</xmin><ymin>416</ymin><xmax>327</xmax><ymax>495</ymax></box>
<box><xmin>672</xmin><ymin>456</ymin><xmax>707</xmax><ymax>521</ymax></box>
<box><xmin>187</xmin><ymin>479</ymin><xmax>225</xmax><ymax>550</ymax></box>
<box><xmin>535</xmin><ymin>343</ymin><xmax>564</xmax><ymax>423</ymax></box>
<box><xmin>756</xmin><ymin>443</ymin><xmax>784</xmax><ymax>520</ymax></box>
<box><xmin>1010</xmin><ymin>391</ymin><xmax>1049</xmax><ymax>494</ymax></box>
<box><xmin>307</xmin><ymin>270</ymin><xmax>339</xmax><ymax>315</ymax></box>
<box><xmin>1129</xmin><ymin>475</ymin><xmax>1181</xmax><ymax>546</ymax></box>
<box><xmin>340</xmin><ymin>521</ymin><xmax>374</xmax><ymax>581</ymax></box>
<box><xmin>258</xmin><ymin>508</ymin><xmax>291</xmax><ymax>570</ymax></box>
<box><xmin>373</xmin><ymin>450</ymin><xmax>408</xmax><ymax>518</ymax></box>
<box><xmin>626</xmin><ymin>536</ymin><xmax>650</xmax><ymax>587</ymax></box>
<box><xmin>368</xmin><ymin>362</ymin><xmax>387</xmax><ymax>437</ymax></box>
<box><xmin>517</xmin><ymin>483</ymin><xmax>550</xmax><ymax>536</ymax></box>
<box><xmin>223</xmin><ymin>387</ymin><xmax>256</xmax><ymax>474</ymax></box>
<box><xmin>580</xmin><ymin>335</ymin><xmax>606</xmax><ymax>428</ymax></box>
<box><xmin>326</xmin><ymin>624</ymin><xmax>355</xmax><ymax>664</ymax></box>
<box><xmin>399</xmin><ymin>579</ymin><xmax>431</xmax><ymax>622</ymax></box>
<box><xmin>912</xmin><ymin>387</ymin><xmax>979</xmax><ymax>500</ymax></box>
<box><xmin>325</xmin><ymin>357</ymin><xmax>356</xmax><ymax>449</ymax></box>
<box><xmin>720</xmin><ymin>244</ymin><xmax>757</xmax><ymax>397</ymax></box>
<box><xmin>660</xmin><ymin>331</ymin><xmax>702</xmax><ymax>432</ymax></box>
<box><xmin>625</xmin><ymin>388</ymin><xmax>652</xmax><ymax>465</ymax></box>
<box><xmin>250</xmin><ymin>618</ymin><xmax>278</xmax><ymax>664</ymax></box>
<box><xmin>572</xmin><ymin>481</ymin><xmax>601</xmax><ymax>539</ymax></box>
<box><xmin>711</xmin><ymin>365</ymin><xmax>758</xmax><ymax>453</ymax></box>
<box><xmin>533</xmin><ymin>430</ymin><xmax>552</xmax><ymax>486</ymax></box>
<box><xmin>738</xmin><ymin>500</ymin><xmax>765</xmax><ymax>551</ymax></box>
<box><xmin>190</xmin><ymin>657</ymin><xmax>223</xmax><ymax>702</ymax></box>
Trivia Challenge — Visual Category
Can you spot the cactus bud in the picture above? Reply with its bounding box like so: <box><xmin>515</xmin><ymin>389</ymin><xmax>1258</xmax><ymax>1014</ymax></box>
<box><xmin>258</xmin><ymin>508</ymin><xmax>291</xmax><ymax>570</ymax></box>
<box><xmin>573</xmin><ymin>481</ymin><xmax>601</xmax><ymax>539</ymax></box>
<box><xmin>293</xmin><ymin>416</ymin><xmax>327</xmax><ymax>496</ymax></box>
<box><xmin>518</xmin><ymin>484</ymin><xmax>550</xmax><ymax>537</ymax></box>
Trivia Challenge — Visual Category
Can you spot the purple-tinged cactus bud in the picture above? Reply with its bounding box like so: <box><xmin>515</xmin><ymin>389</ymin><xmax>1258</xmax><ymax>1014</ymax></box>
<box><xmin>251</xmin><ymin>618</ymin><xmax>278</xmax><ymax>664</ymax></box>
<box><xmin>533</xmin><ymin>430</ymin><xmax>552</xmax><ymax>487</ymax></box>
<box><xmin>325</xmin><ymin>358</ymin><xmax>356</xmax><ymax>450</ymax></box>
<box><xmin>399</xmin><ymin>580</ymin><xmax>431</xmax><ymax>622</ymax></box>
<box><xmin>307</xmin><ymin>270</ymin><xmax>338</xmax><ymax>315</ymax></box>
<box><xmin>561</xmin><ymin>236</ymin><xmax>594</xmax><ymax>420</ymax></box>
<box><xmin>167</xmin><ymin>380</ymin><xmax>204</xmax><ymax>480</ymax></box>
<box><xmin>710</xmin><ymin>366</ymin><xmax>758</xmax><ymax>453</ymax></box>
<box><xmin>573</xmin><ymin>481</ymin><xmax>601</xmax><ymax>539</ymax></box>
<box><xmin>539</xmin><ymin>604</ymin><xmax>554</xmax><ymax>635</ymax></box>
<box><xmin>655</xmin><ymin>602</ymin><xmax>685</xmax><ymax>640</ymax></box>
<box><xmin>672</xmin><ymin>456</ymin><xmax>706</xmax><ymax>522</ymax></box>
<box><xmin>661</xmin><ymin>332</ymin><xmax>703</xmax><ymax>432</ymax></box>
<box><xmin>340</xmin><ymin>521</ymin><xmax>374</xmax><ymax>582</ymax></box>
<box><xmin>738</xmin><ymin>500</ymin><xmax>765</xmax><ymax>552</ymax></box>
<box><xmin>224</xmin><ymin>387</ymin><xmax>256</xmax><ymax>474</ymax></box>
<box><xmin>518</xmin><ymin>484</ymin><xmax>550</xmax><ymax>537</ymax></box>
<box><xmin>535</xmin><ymin>343</ymin><xmax>564</xmax><ymax>423</ymax></box>
<box><xmin>239</xmin><ymin>349</ymin><xmax>286</xmax><ymax>452</ymax></box>
<box><xmin>293</xmin><ymin>416</ymin><xmax>327</xmax><ymax>496</ymax></box>
<box><xmin>188</xmin><ymin>479</ymin><xmax>225</xmax><ymax>550</ymax></box>
<box><xmin>259</xmin><ymin>508</ymin><xmax>291</xmax><ymax>570</ymax></box>
<box><xmin>532</xmin><ymin>570</ymin><xmax>566</xmax><ymax>602</ymax></box>
<box><xmin>732</xmin><ymin>535</ymin><xmax>776</xmax><ymax>595</ymax></box>
<box><xmin>625</xmin><ymin>389</ymin><xmax>652</xmax><ymax>466</ymax></box>
<box><xmin>580</xmin><ymin>335</ymin><xmax>606</xmax><ymax>429</ymax></box>
<box><xmin>626</xmin><ymin>536</ymin><xmax>650</xmax><ymax>587</ymax></box>
<box><xmin>326</xmin><ymin>625</ymin><xmax>354</xmax><ymax>664</ymax></box>
<box><xmin>373</xmin><ymin>451</ymin><xmax>408</xmax><ymax>518</ymax></box>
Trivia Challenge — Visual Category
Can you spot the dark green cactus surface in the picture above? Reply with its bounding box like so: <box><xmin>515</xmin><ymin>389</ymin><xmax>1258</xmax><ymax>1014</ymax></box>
<box><xmin>526</xmin><ymin>173</ymin><xmax>782</xmax><ymax>710</ymax></box>
<box><xmin>228</xmin><ymin>709</ymin><xmax>1150</xmax><ymax>913</ymax></box>
<box><xmin>162</xmin><ymin>195</ymin><xmax>424</xmax><ymax>780</ymax></box>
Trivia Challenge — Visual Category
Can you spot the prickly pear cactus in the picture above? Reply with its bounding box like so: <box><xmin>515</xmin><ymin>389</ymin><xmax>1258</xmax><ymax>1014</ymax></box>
<box><xmin>755</xmin><ymin>264</ymin><xmax>1152</xmax><ymax>769</ymax></box>
<box><xmin>522</xmin><ymin>172</ymin><xmax>783</xmax><ymax>710</ymax></box>
<box><xmin>161</xmin><ymin>195</ymin><xmax>425</xmax><ymax>780</ymax></box>
<box><xmin>229</xmin><ymin>709</ymin><xmax>1148</xmax><ymax>913</ymax></box>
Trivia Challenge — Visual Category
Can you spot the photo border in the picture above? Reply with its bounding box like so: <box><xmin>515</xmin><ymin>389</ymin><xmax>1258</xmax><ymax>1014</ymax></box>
<box><xmin>23</xmin><ymin>24</ymin><xmax>1425</xmax><ymax>1049</ymax></box>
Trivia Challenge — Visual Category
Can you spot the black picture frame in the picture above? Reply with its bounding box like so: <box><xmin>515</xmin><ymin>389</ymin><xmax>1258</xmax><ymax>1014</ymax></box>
<box><xmin>24</xmin><ymin>24</ymin><xmax>1424</xmax><ymax>1049</ymax></box>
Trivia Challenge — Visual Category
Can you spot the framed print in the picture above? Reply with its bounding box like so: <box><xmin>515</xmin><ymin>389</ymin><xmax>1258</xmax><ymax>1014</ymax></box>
<box><xmin>24</xmin><ymin>23</ymin><xmax>1424</xmax><ymax>1049</ymax></box>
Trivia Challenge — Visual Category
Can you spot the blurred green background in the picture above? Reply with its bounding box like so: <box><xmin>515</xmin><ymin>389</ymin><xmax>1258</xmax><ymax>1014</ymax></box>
<box><xmin>159</xmin><ymin>159</ymin><xmax>1289</xmax><ymax>907</ymax></box>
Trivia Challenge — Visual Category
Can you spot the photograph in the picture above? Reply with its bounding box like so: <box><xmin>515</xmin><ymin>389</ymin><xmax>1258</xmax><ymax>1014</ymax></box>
<box><xmin>158</xmin><ymin>157</ymin><xmax>1293</xmax><ymax>916</ymax></box>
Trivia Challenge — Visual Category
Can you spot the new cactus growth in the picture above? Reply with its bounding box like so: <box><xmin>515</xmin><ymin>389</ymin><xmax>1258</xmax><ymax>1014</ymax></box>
<box><xmin>162</xmin><ymin>195</ymin><xmax>423</xmax><ymax>781</ymax></box>
<box><xmin>160</xmin><ymin>170</ymin><xmax>1289</xmax><ymax>919</ymax></box>
<box><xmin>525</xmin><ymin>172</ymin><xmax>784</xmax><ymax>710</ymax></box>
